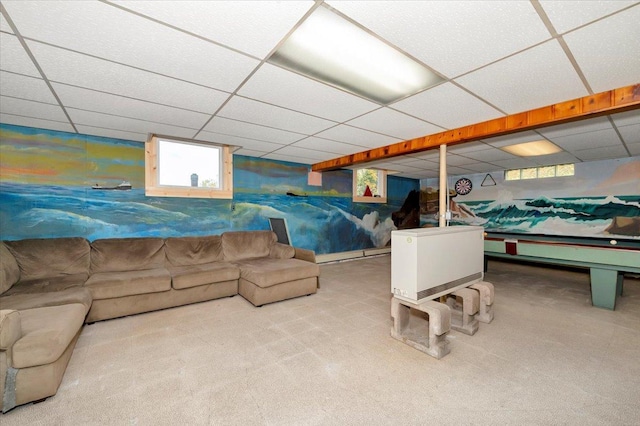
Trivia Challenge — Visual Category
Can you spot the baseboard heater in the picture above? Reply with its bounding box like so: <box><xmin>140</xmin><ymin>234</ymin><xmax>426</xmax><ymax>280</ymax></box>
<box><xmin>317</xmin><ymin>247</ymin><xmax>391</xmax><ymax>264</ymax></box>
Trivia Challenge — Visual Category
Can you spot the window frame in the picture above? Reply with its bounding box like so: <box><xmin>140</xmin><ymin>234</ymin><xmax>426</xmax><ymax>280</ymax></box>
<box><xmin>352</xmin><ymin>168</ymin><xmax>387</xmax><ymax>203</ymax></box>
<box><xmin>145</xmin><ymin>134</ymin><xmax>233</xmax><ymax>199</ymax></box>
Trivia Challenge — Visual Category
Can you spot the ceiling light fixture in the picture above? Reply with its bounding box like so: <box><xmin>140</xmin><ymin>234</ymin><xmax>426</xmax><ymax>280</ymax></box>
<box><xmin>500</xmin><ymin>140</ymin><xmax>563</xmax><ymax>156</ymax></box>
<box><xmin>269</xmin><ymin>6</ymin><xmax>444</xmax><ymax>105</ymax></box>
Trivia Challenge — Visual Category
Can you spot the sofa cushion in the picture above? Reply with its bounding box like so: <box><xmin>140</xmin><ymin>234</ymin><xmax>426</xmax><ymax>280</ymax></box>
<box><xmin>3</xmin><ymin>273</ymin><xmax>88</xmax><ymax>295</ymax></box>
<box><xmin>90</xmin><ymin>237</ymin><xmax>165</xmax><ymax>273</ymax></box>
<box><xmin>165</xmin><ymin>235</ymin><xmax>223</xmax><ymax>267</ymax></box>
<box><xmin>12</xmin><ymin>303</ymin><xmax>86</xmax><ymax>369</ymax></box>
<box><xmin>222</xmin><ymin>231</ymin><xmax>276</xmax><ymax>262</ymax></box>
<box><xmin>85</xmin><ymin>269</ymin><xmax>171</xmax><ymax>299</ymax></box>
<box><xmin>4</xmin><ymin>237</ymin><xmax>90</xmax><ymax>281</ymax></box>
<box><xmin>236</xmin><ymin>258</ymin><xmax>320</xmax><ymax>288</ymax></box>
<box><xmin>0</xmin><ymin>242</ymin><xmax>20</xmax><ymax>295</ymax></box>
<box><xmin>0</xmin><ymin>287</ymin><xmax>93</xmax><ymax>312</ymax></box>
<box><xmin>167</xmin><ymin>262</ymin><xmax>240</xmax><ymax>290</ymax></box>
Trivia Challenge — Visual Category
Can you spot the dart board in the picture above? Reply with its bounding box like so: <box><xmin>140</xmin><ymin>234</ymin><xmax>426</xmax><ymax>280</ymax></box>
<box><xmin>454</xmin><ymin>178</ymin><xmax>473</xmax><ymax>195</ymax></box>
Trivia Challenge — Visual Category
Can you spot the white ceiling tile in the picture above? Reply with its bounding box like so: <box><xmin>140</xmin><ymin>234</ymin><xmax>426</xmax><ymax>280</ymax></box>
<box><xmin>0</xmin><ymin>96</ymin><xmax>67</xmax><ymax>122</ymax></box>
<box><xmin>563</xmin><ymin>6</ymin><xmax>640</xmax><ymax>93</ymax></box>
<box><xmin>217</xmin><ymin>96</ymin><xmax>335</xmax><ymax>135</ymax></box>
<box><xmin>4</xmin><ymin>1</ymin><xmax>259</xmax><ymax>92</ymax></box>
<box><xmin>483</xmin><ymin>131</ymin><xmax>544</xmax><ymax>148</ymax></box>
<box><xmin>389</xmin><ymin>156</ymin><xmax>435</xmax><ymax>166</ymax></box>
<box><xmin>52</xmin><ymin>83</ymin><xmax>210</xmax><ymax>130</ymax></box>
<box><xmin>539</xmin><ymin>0</ymin><xmax>637</xmax><ymax>34</ymax></box>
<box><xmin>328</xmin><ymin>1</ymin><xmax>550</xmax><ymax>77</ymax></box>
<box><xmin>0</xmin><ymin>13</ymin><xmax>14</xmax><ymax>33</ymax></box>
<box><xmin>234</xmin><ymin>149</ymin><xmax>268</xmax><ymax>158</ymax></box>
<box><xmin>75</xmin><ymin>125</ymin><xmax>147</xmax><ymax>142</ymax></box>
<box><xmin>238</xmin><ymin>63</ymin><xmax>379</xmax><ymax>122</ymax></box>
<box><xmin>618</xmin><ymin>123</ymin><xmax>640</xmax><ymax>145</ymax></box>
<box><xmin>537</xmin><ymin>116</ymin><xmax>613</xmax><ymax>139</ymax></box>
<box><xmin>456</xmin><ymin>40</ymin><xmax>588</xmax><ymax>114</ymax></box>
<box><xmin>573</xmin><ymin>145</ymin><xmax>630</xmax><ymax>161</ymax></box>
<box><xmin>391</xmin><ymin>83</ymin><xmax>504</xmax><ymax>128</ymax></box>
<box><xmin>549</xmin><ymin>128</ymin><xmax>623</xmax><ymax>151</ymax></box>
<box><xmin>458</xmin><ymin>163</ymin><xmax>502</xmax><ymax>173</ymax></box>
<box><xmin>407</xmin><ymin>151</ymin><xmax>440</xmax><ymax>161</ymax></box>
<box><xmin>610</xmin><ymin>109</ymin><xmax>640</xmax><ymax>127</ymax></box>
<box><xmin>446</xmin><ymin>154</ymin><xmax>480</xmax><ymax>166</ymax></box>
<box><xmin>488</xmin><ymin>158</ymin><xmax>539</xmax><ymax>169</ymax></box>
<box><xmin>67</xmin><ymin>109</ymin><xmax>195</xmax><ymax>139</ymax></box>
<box><xmin>533</xmin><ymin>152</ymin><xmax>580</xmax><ymax>166</ymax></box>
<box><xmin>0</xmin><ymin>71</ymin><xmax>57</xmax><ymax>104</ymax></box>
<box><xmin>270</xmin><ymin>146</ymin><xmax>336</xmax><ymax>161</ymax></box>
<box><xmin>26</xmin><ymin>41</ymin><xmax>229</xmax><ymax>114</ymax></box>
<box><xmin>627</xmin><ymin>143</ymin><xmax>640</xmax><ymax>156</ymax></box>
<box><xmin>198</xmin><ymin>131</ymin><xmax>284</xmax><ymax>152</ymax></box>
<box><xmin>346</xmin><ymin>108</ymin><xmax>443</xmax><ymax>140</ymax></box>
<box><xmin>292</xmin><ymin>137</ymin><xmax>363</xmax><ymax>155</ymax></box>
<box><xmin>314</xmin><ymin>124</ymin><xmax>398</xmax><ymax>148</ymax></box>
<box><xmin>447</xmin><ymin>142</ymin><xmax>492</xmax><ymax>154</ymax></box>
<box><xmin>463</xmin><ymin>148</ymin><xmax>518</xmax><ymax>162</ymax></box>
<box><xmin>110</xmin><ymin>0</ymin><xmax>313</xmax><ymax>59</ymax></box>
<box><xmin>0</xmin><ymin>114</ymin><xmax>74</xmax><ymax>133</ymax></box>
<box><xmin>261</xmin><ymin>153</ymin><xmax>314</xmax><ymax>165</ymax></box>
<box><xmin>0</xmin><ymin>34</ymin><xmax>39</xmax><ymax>77</ymax></box>
<box><xmin>398</xmin><ymin>172</ymin><xmax>429</xmax><ymax>180</ymax></box>
<box><xmin>202</xmin><ymin>117</ymin><xmax>303</xmax><ymax>145</ymax></box>
<box><xmin>416</xmin><ymin>170</ymin><xmax>440</xmax><ymax>178</ymax></box>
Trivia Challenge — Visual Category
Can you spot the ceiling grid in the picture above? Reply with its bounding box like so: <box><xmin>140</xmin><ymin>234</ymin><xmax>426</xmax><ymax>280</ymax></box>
<box><xmin>0</xmin><ymin>0</ymin><xmax>638</xmax><ymax>177</ymax></box>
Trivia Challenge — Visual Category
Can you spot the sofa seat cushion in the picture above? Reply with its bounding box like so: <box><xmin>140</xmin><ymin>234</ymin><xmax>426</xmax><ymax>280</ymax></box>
<box><xmin>167</xmin><ymin>262</ymin><xmax>239</xmax><ymax>290</ymax></box>
<box><xmin>3</xmin><ymin>273</ymin><xmax>89</xmax><ymax>296</ymax></box>
<box><xmin>0</xmin><ymin>287</ymin><xmax>92</xmax><ymax>312</ymax></box>
<box><xmin>12</xmin><ymin>303</ymin><xmax>86</xmax><ymax>369</ymax></box>
<box><xmin>236</xmin><ymin>258</ymin><xmax>320</xmax><ymax>289</ymax></box>
<box><xmin>85</xmin><ymin>269</ymin><xmax>171</xmax><ymax>300</ymax></box>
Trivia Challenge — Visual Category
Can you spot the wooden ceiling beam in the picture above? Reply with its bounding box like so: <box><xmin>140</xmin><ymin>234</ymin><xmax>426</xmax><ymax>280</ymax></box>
<box><xmin>312</xmin><ymin>83</ymin><xmax>640</xmax><ymax>172</ymax></box>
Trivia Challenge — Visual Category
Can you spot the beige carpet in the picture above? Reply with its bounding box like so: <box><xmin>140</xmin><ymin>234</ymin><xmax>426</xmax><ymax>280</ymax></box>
<box><xmin>2</xmin><ymin>256</ymin><xmax>639</xmax><ymax>425</ymax></box>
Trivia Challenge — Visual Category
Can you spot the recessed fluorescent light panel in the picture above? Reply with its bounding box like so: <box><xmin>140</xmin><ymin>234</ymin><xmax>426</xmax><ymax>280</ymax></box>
<box><xmin>501</xmin><ymin>140</ymin><xmax>563</xmax><ymax>156</ymax></box>
<box><xmin>269</xmin><ymin>6</ymin><xmax>444</xmax><ymax>104</ymax></box>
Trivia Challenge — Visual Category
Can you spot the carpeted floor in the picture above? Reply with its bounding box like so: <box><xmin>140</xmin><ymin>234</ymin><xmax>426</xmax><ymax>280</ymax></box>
<box><xmin>2</xmin><ymin>256</ymin><xmax>639</xmax><ymax>425</ymax></box>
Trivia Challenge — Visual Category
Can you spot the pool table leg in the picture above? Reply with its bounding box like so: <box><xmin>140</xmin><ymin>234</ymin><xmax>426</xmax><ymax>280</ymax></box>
<box><xmin>589</xmin><ymin>268</ymin><xmax>622</xmax><ymax>310</ymax></box>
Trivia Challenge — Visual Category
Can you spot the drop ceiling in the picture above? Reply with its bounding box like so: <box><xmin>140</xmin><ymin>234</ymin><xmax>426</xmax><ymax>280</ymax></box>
<box><xmin>0</xmin><ymin>0</ymin><xmax>638</xmax><ymax>180</ymax></box>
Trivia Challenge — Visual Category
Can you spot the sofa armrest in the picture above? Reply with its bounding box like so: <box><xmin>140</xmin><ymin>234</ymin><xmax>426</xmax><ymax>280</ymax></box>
<box><xmin>294</xmin><ymin>247</ymin><xmax>316</xmax><ymax>264</ymax></box>
<box><xmin>0</xmin><ymin>310</ymin><xmax>22</xmax><ymax>351</ymax></box>
<box><xmin>269</xmin><ymin>243</ymin><xmax>296</xmax><ymax>259</ymax></box>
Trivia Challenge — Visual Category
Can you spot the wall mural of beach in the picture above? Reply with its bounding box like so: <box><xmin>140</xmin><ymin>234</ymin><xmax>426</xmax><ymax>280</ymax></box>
<box><xmin>0</xmin><ymin>124</ymin><xmax>418</xmax><ymax>254</ymax></box>
<box><xmin>421</xmin><ymin>157</ymin><xmax>640</xmax><ymax>239</ymax></box>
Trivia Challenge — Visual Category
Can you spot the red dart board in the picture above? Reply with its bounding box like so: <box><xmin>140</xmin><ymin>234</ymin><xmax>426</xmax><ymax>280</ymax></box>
<box><xmin>454</xmin><ymin>178</ymin><xmax>472</xmax><ymax>195</ymax></box>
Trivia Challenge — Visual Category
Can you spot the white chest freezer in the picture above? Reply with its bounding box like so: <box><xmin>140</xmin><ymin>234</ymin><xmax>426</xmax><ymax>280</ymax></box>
<box><xmin>391</xmin><ymin>226</ymin><xmax>484</xmax><ymax>303</ymax></box>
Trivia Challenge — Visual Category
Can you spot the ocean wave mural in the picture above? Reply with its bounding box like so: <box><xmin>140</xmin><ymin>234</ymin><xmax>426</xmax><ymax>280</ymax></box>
<box><xmin>421</xmin><ymin>157</ymin><xmax>640</xmax><ymax>239</ymax></box>
<box><xmin>0</xmin><ymin>124</ymin><xmax>418</xmax><ymax>253</ymax></box>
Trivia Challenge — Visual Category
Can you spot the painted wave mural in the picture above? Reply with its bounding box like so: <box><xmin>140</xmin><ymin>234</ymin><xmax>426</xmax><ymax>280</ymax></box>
<box><xmin>0</xmin><ymin>124</ymin><xmax>418</xmax><ymax>254</ymax></box>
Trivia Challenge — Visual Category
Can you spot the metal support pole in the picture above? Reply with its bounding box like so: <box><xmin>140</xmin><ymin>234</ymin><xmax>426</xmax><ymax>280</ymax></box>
<box><xmin>439</xmin><ymin>144</ymin><xmax>447</xmax><ymax>227</ymax></box>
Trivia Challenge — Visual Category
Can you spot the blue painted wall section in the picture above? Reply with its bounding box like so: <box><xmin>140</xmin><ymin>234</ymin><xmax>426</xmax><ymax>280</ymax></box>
<box><xmin>0</xmin><ymin>124</ymin><xmax>418</xmax><ymax>253</ymax></box>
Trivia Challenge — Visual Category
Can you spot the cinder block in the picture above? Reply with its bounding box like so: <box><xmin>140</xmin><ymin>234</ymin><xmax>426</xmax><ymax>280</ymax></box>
<box><xmin>390</xmin><ymin>297</ymin><xmax>451</xmax><ymax>359</ymax></box>
<box><xmin>446</xmin><ymin>288</ymin><xmax>479</xmax><ymax>335</ymax></box>
<box><xmin>470</xmin><ymin>281</ymin><xmax>494</xmax><ymax>323</ymax></box>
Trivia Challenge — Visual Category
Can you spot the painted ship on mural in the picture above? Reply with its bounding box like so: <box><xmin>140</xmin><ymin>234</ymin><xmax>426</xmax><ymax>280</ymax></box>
<box><xmin>91</xmin><ymin>181</ymin><xmax>132</xmax><ymax>191</ymax></box>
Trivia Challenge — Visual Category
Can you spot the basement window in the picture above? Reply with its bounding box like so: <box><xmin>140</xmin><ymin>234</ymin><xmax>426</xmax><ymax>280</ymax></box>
<box><xmin>353</xmin><ymin>168</ymin><xmax>387</xmax><ymax>203</ymax></box>
<box><xmin>505</xmin><ymin>163</ymin><xmax>574</xmax><ymax>181</ymax></box>
<box><xmin>145</xmin><ymin>135</ymin><xmax>233</xmax><ymax>199</ymax></box>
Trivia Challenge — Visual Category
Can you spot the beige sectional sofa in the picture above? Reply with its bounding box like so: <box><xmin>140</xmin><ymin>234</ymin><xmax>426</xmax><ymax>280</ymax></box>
<box><xmin>0</xmin><ymin>231</ymin><xmax>319</xmax><ymax>412</ymax></box>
